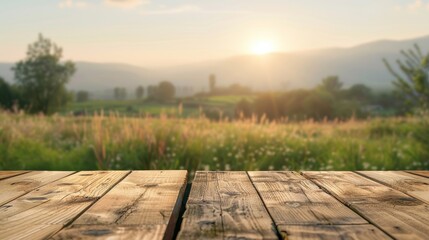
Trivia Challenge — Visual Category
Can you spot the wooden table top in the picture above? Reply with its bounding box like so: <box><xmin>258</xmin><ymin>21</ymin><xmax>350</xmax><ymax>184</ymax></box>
<box><xmin>0</xmin><ymin>171</ymin><xmax>428</xmax><ymax>240</ymax></box>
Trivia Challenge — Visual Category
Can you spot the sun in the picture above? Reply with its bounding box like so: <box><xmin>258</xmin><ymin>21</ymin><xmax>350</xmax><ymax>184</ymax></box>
<box><xmin>251</xmin><ymin>40</ymin><xmax>275</xmax><ymax>55</ymax></box>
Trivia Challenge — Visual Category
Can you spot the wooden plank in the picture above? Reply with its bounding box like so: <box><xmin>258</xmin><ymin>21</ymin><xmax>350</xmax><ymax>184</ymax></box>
<box><xmin>303</xmin><ymin>171</ymin><xmax>429</xmax><ymax>240</ymax></box>
<box><xmin>407</xmin><ymin>171</ymin><xmax>429</xmax><ymax>178</ymax></box>
<box><xmin>248</xmin><ymin>171</ymin><xmax>367</xmax><ymax>225</ymax></box>
<box><xmin>52</xmin><ymin>225</ymin><xmax>167</xmax><ymax>240</ymax></box>
<box><xmin>54</xmin><ymin>170</ymin><xmax>187</xmax><ymax>240</ymax></box>
<box><xmin>0</xmin><ymin>171</ymin><xmax>73</xmax><ymax>206</ymax></box>
<box><xmin>279</xmin><ymin>225</ymin><xmax>391</xmax><ymax>240</ymax></box>
<box><xmin>177</xmin><ymin>171</ymin><xmax>278</xmax><ymax>240</ymax></box>
<box><xmin>0</xmin><ymin>171</ymin><xmax>28</xmax><ymax>180</ymax></box>
<box><xmin>359</xmin><ymin>171</ymin><xmax>429</xmax><ymax>204</ymax></box>
<box><xmin>0</xmin><ymin>171</ymin><xmax>128</xmax><ymax>240</ymax></box>
<box><xmin>177</xmin><ymin>171</ymin><xmax>223</xmax><ymax>240</ymax></box>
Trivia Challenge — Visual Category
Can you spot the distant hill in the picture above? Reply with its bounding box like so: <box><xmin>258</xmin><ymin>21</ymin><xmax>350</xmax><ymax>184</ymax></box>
<box><xmin>1</xmin><ymin>34</ymin><xmax>429</xmax><ymax>96</ymax></box>
<box><xmin>155</xmin><ymin>34</ymin><xmax>429</xmax><ymax>91</ymax></box>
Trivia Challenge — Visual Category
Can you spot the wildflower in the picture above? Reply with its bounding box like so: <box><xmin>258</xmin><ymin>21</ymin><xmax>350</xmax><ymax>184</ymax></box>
<box><xmin>363</xmin><ymin>162</ymin><xmax>370</xmax><ymax>169</ymax></box>
<box><xmin>225</xmin><ymin>164</ymin><xmax>231</xmax><ymax>171</ymax></box>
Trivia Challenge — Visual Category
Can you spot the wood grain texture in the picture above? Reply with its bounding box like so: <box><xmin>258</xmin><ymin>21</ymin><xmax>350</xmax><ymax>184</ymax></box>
<box><xmin>359</xmin><ymin>171</ymin><xmax>429</xmax><ymax>204</ymax></box>
<box><xmin>407</xmin><ymin>171</ymin><xmax>429</xmax><ymax>178</ymax></box>
<box><xmin>57</xmin><ymin>170</ymin><xmax>187</xmax><ymax>240</ymax></box>
<box><xmin>0</xmin><ymin>171</ymin><xmax>28</xmax><ymax>180</ymax></box>
<box><xmin>0</xmin><ymin>171</ymin><xmax>128</xmax><ymax>240</ymax></box>
<box><xmin>279</xmin><ymin>225</ymin><xmax>391</xmax><ymax>240</ymax></box>
<box><xmin>177</xmin><ymin>171</ymin><xmax>223</xmax><ymax>240</ymax></box>
<box><xmin>0</xmin><ymin>171</ymin><xmax>73</xmax><ymax>206</ymax></box>
<box><xmin>178</xmin><ymin>171</ymin><xmax>278</xmax><ymax>240</ymax></box>
<box><xmin>303</xmin><ymin>171</ymin><xmax>429</xmax><ymax>240</ymax></box>
<box><xmin>52</xmin><ymin>225</ymin><xmax>167</xmax><ymax>240</ymax></box>
<box><xmin>248</xmin><ymin>171</ymin><xmax>367</xmax><ymax>225</ymax></box>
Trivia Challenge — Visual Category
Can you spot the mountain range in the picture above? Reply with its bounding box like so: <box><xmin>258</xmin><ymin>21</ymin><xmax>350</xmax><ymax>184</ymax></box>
<box><xmin>1</xmin><ymin>34</ymin><xmax>429</xmax><ymax>97</ymax></box>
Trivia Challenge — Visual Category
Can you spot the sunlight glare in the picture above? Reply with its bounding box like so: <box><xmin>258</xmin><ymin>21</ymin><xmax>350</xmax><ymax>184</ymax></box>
<box><xmin>251</xmin><ymin>40</ymin><xmax>275</xmax><ymax>55</ymax></box>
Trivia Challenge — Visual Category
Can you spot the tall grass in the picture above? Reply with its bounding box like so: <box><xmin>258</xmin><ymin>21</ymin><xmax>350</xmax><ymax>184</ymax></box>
<box><xmin>0</xmin><ymin>111</ymin><xmax>427</xmax><ymax>176</ymax></box>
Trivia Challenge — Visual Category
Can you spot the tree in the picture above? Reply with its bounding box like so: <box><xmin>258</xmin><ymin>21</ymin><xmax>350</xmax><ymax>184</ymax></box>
<box><xmin>235</xmin><ymin>99</ymin><xmax>252</xmax><ymax>118</ymax></box>
<box><xmin>253</xmin><ymin>94</ymin><xmax>280</xmax><ymax>120</ymax></box>
<box><xmin>156</xmin><ymin>81</ymin><xmax>175</xmax><ymax>102</ymax></box>
<box><xmin>114</xmin><ymin>87</ymin><xmax>120</xmax><ymax>99</ymax></box>
<box><xmin>76</xmin><ymin>90</ymin><xmax>89</xmax><ymax>102</ymax></box>
<box><xmin>318</xmin><ymin>76</ymin><xmax>343</xmax><ymax>95</ymax></box>
<box><xmin>147</xmin><ymin>85</ymin><xmax>157</xmax><ymax>99</ymax></box>
<box><xmin>384</xmin><ymin>44</ymin><xmax>429</xmax><ymax>110</ymax></box>
<box><xmin>114</xmin><ymin>87</ymin><xmax>127</xmax><ymax>100</ymax></box>
<box><xmin>209</xmin><ymin>74</ymin><xmax>216</xmax><ymax>93</ymax></box>
<box><xmin>348</xmin><ymin>84</ymin><xmax>372</xmax><ymax>103</ymax></box>
<box><xmin>12</xmin><ymin>34</ymin><xmax>75</xmax><ymax>114</ymax></box>
<box><xmin>302</xmin><ymin>90</ymin><xmax>334</xmax><ymax>119</ymax></box>
<box><xmin>0</xmin><ymin>77</ymin><xmax>14</xmax><ymax>109</ymax></box>
<box><xmin>136</xmin><ymin>86</ymin><xmax>144</xmax><ymax>100</ymax></box>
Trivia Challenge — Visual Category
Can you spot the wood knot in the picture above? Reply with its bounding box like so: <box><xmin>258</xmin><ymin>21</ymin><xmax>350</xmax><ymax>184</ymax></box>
<box><xmin>57</xmin><ymin>183</ymin><xmax>74</xmax><ymax>186</ymax></box>
<box><xmin>286</xmin><ymin>202</ymin><xmax>301</xmax><ymax>208</ymax></box>
<box><xmin>81</xmin><ymin>229</ymin><xmax>112</xmax><ymax>236</ymax></box>
<box><xmin>380</xmin><ymin>196</ymin><xmax>422</xmax><ymax>206</ymax></box>
<box><xmin>26</xmin><ymin>197</ymin><xmax>47</xmax><ymax>201</ymax></box>
<box><xmin>11</xmin><ymin>181</ymin><xmax>32</xmax><ymax>185</ymax></box>
<box><xmin>143</xmin><ymin>184</ymin><xmax>158</xmax><ymax>188</ymax></box>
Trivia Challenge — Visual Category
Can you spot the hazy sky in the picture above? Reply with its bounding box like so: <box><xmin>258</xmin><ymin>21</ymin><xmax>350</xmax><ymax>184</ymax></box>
<box><xmin>1</xmin><ymin>0</ymin><xmax>429</xmax><ymax>67</ymax></box>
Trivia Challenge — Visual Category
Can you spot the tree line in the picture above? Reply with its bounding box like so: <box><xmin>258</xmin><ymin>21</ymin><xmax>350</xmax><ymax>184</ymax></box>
<box><xmin>75</xmin><ymin>81</ymin><xmax>176</xmax><ymax>103</ymax></box>
<box><xmin>235</xmin><ymin>76</ymin><xmax>401</xmax><ymax>120</ymax></box>
<box><xmin>0</xmin><ymin>34</ymin><xmax>179</xmax><ymax>113</ymax></box>
<box><xmin>233</xmin><ymin>44</ymin><xmax>429</xmax><ymax>121</ymax></box>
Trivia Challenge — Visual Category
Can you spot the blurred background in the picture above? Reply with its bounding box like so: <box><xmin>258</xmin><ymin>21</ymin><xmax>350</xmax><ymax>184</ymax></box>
<box><xmin>0</xmin><ymin>0</ymin><xmax>428</xmax><ymax>173</ymax></box>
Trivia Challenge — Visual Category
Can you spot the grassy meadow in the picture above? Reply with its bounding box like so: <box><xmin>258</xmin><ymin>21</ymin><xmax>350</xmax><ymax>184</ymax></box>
<box><xmin>1</xmin><ymin>110</ymin><xmax>428</xmax><ymax>175</ymax></box>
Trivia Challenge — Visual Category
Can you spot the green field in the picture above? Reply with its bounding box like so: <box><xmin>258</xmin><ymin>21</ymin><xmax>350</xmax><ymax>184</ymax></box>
<box><xmin>1</xmin><ymin>110</ymin><xmax>428</xmax><ymax>175</ymax></box>
<box><xmin>61</xmin><ymin>95</ymin><xmax>256</xmax><ymax>118</ymax></box>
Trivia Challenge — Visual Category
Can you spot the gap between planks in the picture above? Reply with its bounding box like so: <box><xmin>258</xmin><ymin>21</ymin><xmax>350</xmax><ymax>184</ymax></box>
<box><xmin>0</xmin><ymin>171</ymin><xmax>131</xmax><ymax>240</ymax></box>
<box><xmin>177</xmin><ymin>171</ymin><xmax>280</xmax><ymax>240</ymax></box>
<box><xmin>302</xmin><ymin>171</ymin><xmax>429</xmax><ymax>240</ymax></box>
<box><xmin>0</xmin><ymin>171</ymin><xmax>29</xmax><ymax>180</ymax></box>
<box><xmin>245</xmin><ymin>171</ymin><xmax>284</xmax><ymax>240</ymax></box>
<box><xmin>248</xmin><ymin>171</ymin><xmax>390</xmax><ymax>240</ymax></box>
<box><xmin>52</xmin><ymin>170</ymin><xmax>188</xmax><ymax>240</ymax></box>
<box><xmin>0</xmin><ymin>171</ymin><xmax>75</xmax><ymax>206</ymax></box>
<box><xmin>356</xmin><ymin>171</ymin><xmax>429</xmax><ymax>204</ymax></box>
<box><xmin>406</xmin><ymin>170</ymin><xmax>429</xmax><ymax>178</ymax></box>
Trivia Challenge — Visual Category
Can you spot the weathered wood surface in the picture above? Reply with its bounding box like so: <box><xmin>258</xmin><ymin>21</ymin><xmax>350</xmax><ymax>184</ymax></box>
<box><xmin>279</xmin><ymin>225</ymin><xmax>391</xmax><ymax>240</ymax></box>
<box><xmin>0</xmin><ymin>171</ymin><xmax>28</xmax><ymax>180</ymax></box>
<box><xmin>407</xmin><ymin>170</ymin><xmax>429</xmax><ymax>178</ymax></box>
<box><xmin>178</xmin><ymin>171</ymin><xmax>278</xmax><ymax>240</ymax></box>
<box><xmin>52</xmin><ymin>225</ymin><xmax>167</xmax><ymax>240</ymax></box>
<box><xmin>54</xmin><ymin>170</ymin><xmax>187</xmax><ymax>240</ymax></box>
<box><xmin>1</xmin><ymin>170</ymin><xmax>428</xmax><ymax>240</ymax></box>
<box><xmin>303</xmin><ymin>171</ymin><xmax>429</xmax><ymax>240</ymax></box>
<box><xmin>248</xmin><ymin>171</ymin><xmax>366</xmax><ymax>225</ymax></box>
<box><xmin>359</xmin><ymin>171</ymin><xmax>429</xmax><ymax>204</ymax></box>
<box><xmin>0</xmin><ymin>171</ymin><xmax>129</xmax><ymax>240</ymax></box>
<box><xmin>0</xmin><ymin>171</ymin><xmax>73</xmax><ymax>206</ymax></box>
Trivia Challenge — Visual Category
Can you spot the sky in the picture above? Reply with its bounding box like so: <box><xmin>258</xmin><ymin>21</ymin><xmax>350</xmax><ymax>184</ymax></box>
<box><xmin>1</xmin><ymin>0</ymin><xmax>429</xmax><ymax>67</ymax></box>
